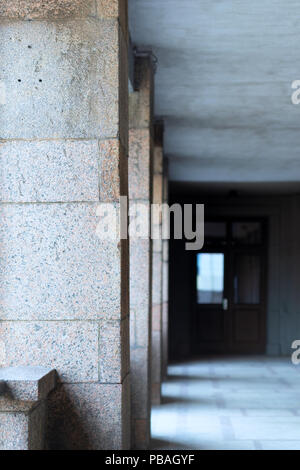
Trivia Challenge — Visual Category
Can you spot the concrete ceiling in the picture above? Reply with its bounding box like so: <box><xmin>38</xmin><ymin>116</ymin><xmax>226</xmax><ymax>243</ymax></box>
<box><xmin>129</xmin><ymin>0</ymin><xmax>300</xmax><ymax>187</ymax></box>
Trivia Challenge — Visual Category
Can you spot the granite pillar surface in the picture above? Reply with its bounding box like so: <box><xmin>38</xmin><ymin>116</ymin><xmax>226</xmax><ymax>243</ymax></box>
<box><xmin>151</xmin><ymin>122</ymin><xmax>164</xmax><ymax>405</ymax></box>
<box><xmin>0</xmin><ymin>0</ymin><xmax>130</xmax><ymax>450</ymax></box>
<box><xmin>129</xmin><ymin>54</ymin><xmax>154</xmax><ymax>449</ymax></box>
<box><xmin>162</xmin><ymin>159</ymin><xmax>169</xmax><ymax>381</ymax></box>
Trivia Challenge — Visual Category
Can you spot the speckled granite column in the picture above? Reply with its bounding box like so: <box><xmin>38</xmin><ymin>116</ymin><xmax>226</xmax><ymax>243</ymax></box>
<box><xmin>0</xmin><ymin>0</ymin><xmax>130</xmax><ymax>450</ymax></box>
<box><xmin>0</xmin><ymin>366</ymin><xmax>56</xmax><ymax>450</ymax></box>
<box><xmin>162</xmin><ymin>158</ymin><xmax>169</xmax><ymax>381</ymax></box>
<box><xmin>151</xmin><ymin>122</ymin><xmax>164</xmax><ymax>406</ymax></box>
<box><xmin>129</xmin><ymin>55</ymin><xmax>154</xmax><ymax>449</ymax></box>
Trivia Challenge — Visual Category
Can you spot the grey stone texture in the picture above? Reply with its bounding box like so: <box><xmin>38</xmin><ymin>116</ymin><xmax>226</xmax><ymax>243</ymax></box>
<box><xmin>0</xmin><ymin>366</ymin><xmax>56</xmax><ymax>449</ymax></box>
<box><xmin>131</xmin><ymin>348</ymin><xmax>149</xmax><ymax>422</ymax></box>
<box><xmin>0</xmin><ymin>19</ymin><xmax>124</xmax><ymax>142</ymax></box>
<box><xmin>0</xmin><ymin>140</ymin><xmax>100</xmax><ymax>203</ymax></box>
<box><xmin>129</xmin><ymin>55</ymin><xmax>155</xmax><ymax>449</ymax></box>
<box><xmin>162</xmin><ymin>301</ymin><xmax>169</xmax><ymax>381</ymax></box>
<box><xmin>152</xmin><ymin>252</ymin><xmax>163</xmax><ymax>306</ymax></box>
<box><xmin>162</xmin><ymin>163</ymin><xmax>169</xmax><ymax>380</ymax></box>
<box><xmin>99</xmin><ymin>317</ymin><xmax>130</xmax><ymax>383</ymax></box>
<box><xmin>99</xmin><ymin>139</ymin><xmax>128</xmax><ymax>202</ymax></box>
<box><xmin>130</xmin><ymin>237</ymin><xmax>151</xmax><ymax>319</ymax></box>
<box><xmin>0</xmin><ymin>1</ymin><xmax>127</xmax><ymax>24</ymax></box>
<box><xmin>129</xmin><ymin>56</ymin><xmax>154</xmax><ymax>130</ymax></box>
<box><xmin>0</xmin><ymin>0</ymin><xmax>130</xmax><ymax>450</ymax></box>
<box><xmin>128</xmin><ymin>129</ymin><xmax>152</xmax><ymax>200</ymax></box>
<box><xmin>130</xmin><ymin>348</ymin><xmax>151</xmax><ymax>448</ymax></box>
<box><xmin>151</xmin><ymin>126</ymin><xmax>165</xmax><ymax>406</ymax></box>
<box><xmin>0</xmin><ymin>366</ymin><xmax>56</xmax><ymax>400</ymax></box>
<box><xmin>151</xmin><ymin>331</ymin><xmax>162</xmax><ymax>406</ymax></box>
<box><xmin>0</xmin><ymin>396</ymin><xmax>46</xmax><ymax>450</ymax></box>
<box><xmin>0</xmin><ymin>321</ymin><xmax>99</xmax><ymax>383</ymax></box>
<box><xmin>0</xmin><ymin>0</ymin><xmax>97</xmax><ymax>19</ymax></box>
<box><xmin>0</xmin><ymin>204</ymin><xmax>124</xmax><ymax>321</ymax></box>
<box><xmin>47</xmin><ymin>375</ymin><xmax>130</xmax><ymax>450</ymax></box>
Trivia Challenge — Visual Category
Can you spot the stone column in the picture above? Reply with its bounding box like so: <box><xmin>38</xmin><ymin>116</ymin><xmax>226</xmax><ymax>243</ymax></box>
<box><xmin>151</xmin><ymin>122</ymin><xmax>164</xmax><ymax>405</ymax></box>
<box><xmin>162</xmin><ymin>159</ymin><xmax>169</xmax><ymax>380</ymax></box>
<box><xmin>0</xmin><ymin>0</ymin><xmax>130</xmax><ymax>450</ymax></box>
<box><xmin>129</xmin><ymin>54</ymin><xmax>154</xmax><ymax>449</ymax></box>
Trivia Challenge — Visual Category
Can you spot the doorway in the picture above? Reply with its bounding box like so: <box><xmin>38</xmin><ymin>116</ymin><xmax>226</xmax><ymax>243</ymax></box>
<box><xmin>192</xmin><ymin>219</ymin><xmax>267</xmax><ymax>354</ymax></box>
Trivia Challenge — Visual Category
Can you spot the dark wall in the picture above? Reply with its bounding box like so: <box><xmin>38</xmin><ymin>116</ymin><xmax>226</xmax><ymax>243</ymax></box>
<box><xmin>169</xmin><ymin>187</ymin><xmax>201</xmax><ymax>361</ymax></box>
<box><xmin>168</xmin><ymin>184</ymin><xmax>300</xmax><ymax>360</ymax></box>
<box><xmin>169</xmin><ymin>237</ymin><xmax>194</xmax><ymax>361</ymax></box>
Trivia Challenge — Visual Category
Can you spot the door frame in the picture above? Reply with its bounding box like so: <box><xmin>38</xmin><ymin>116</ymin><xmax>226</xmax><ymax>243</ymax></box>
<box><xmin>191</xmin><ymin>216</ymin><xmax>268</xmax><ymax>355</ymax></box>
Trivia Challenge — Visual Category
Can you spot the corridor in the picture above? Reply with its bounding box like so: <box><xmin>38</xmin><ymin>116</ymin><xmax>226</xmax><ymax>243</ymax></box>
<box><xmin>2</xmin><ymin>0</ymin><xmax>300</xmax><ymax>450</ymax></box>
<box><xmin>151</xmin><ymin>357</ymin><xmax>300</xmax><ymax>450</ymax></box>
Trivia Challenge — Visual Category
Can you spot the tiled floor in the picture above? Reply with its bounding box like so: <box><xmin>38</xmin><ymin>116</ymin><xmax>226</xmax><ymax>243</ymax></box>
<box><xmin>151</xmin><ymin>356</ymin><xmax>300</xmax><ymax>450</ymax></box>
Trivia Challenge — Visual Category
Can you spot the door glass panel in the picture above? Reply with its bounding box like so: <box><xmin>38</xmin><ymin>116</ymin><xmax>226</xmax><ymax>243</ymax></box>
<box><xmin>232</xmin><ymin>222</ymin><xmax>262</xmax><ymax>245</ymax></box>
<box><xmin>234</xmin><ymin>255</ymin><xmax>260</xmax><ymax>304</ymax></box>
<box><xmin>197</xmin><ymin>253</ymin><xmax>224</xmax><ymax>304</ymax></box>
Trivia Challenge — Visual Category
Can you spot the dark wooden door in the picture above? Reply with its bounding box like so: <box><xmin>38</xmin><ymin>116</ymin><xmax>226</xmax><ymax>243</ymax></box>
<box><xmin>192</xmin><ymin>219</ymin><xmax>266</xmax><ymax>354</ymax></box>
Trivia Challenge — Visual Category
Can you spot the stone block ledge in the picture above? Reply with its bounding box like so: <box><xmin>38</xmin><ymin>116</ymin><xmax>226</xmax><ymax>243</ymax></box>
<box><xmin>0</xmin><ymin>366</ymin><xmax>57</xmax><ymax>450</ymax></box>
<box><xmin>0</xmin><ymin>366</ymin><xmax>57</xmax><ymax>401</ymax></box>
<box><xmin>0</xmin><ymin>393</ymin><xmax>46</xmax><ymax>450</ymax></box>
<box><xmin>0</xmin><ymin>394</ymin><xmax>40</xmax><ymax>413</ymax></box>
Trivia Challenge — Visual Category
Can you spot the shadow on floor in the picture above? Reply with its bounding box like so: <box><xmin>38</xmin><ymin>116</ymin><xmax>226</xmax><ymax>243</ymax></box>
<box><xmin>151</xmin><ymin>357</ymin><xmax>300</xmax><ymax>450</ymax></box>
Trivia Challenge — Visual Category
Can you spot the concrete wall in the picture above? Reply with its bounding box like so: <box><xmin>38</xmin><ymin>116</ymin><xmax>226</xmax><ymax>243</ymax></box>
<box><xmin>277</xmin><ymin>195</ymin><xmax>300</xmax><ymax>355</ymax></box>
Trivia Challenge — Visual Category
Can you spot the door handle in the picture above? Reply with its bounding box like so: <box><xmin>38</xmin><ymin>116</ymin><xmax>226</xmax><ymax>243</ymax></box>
<box><xmin>222</xmin><ymin>298</ymin><xmax>228</xmax><ymax>311</ymax></box>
